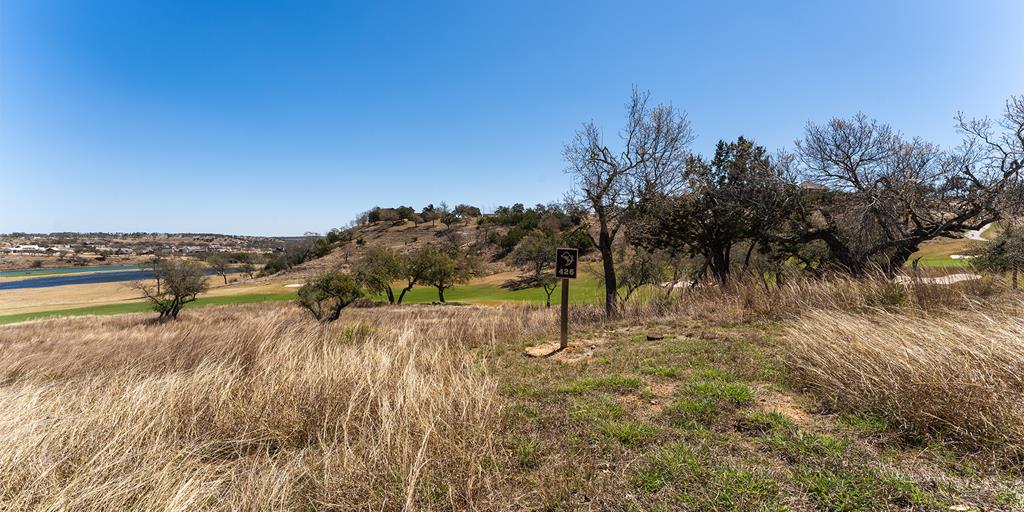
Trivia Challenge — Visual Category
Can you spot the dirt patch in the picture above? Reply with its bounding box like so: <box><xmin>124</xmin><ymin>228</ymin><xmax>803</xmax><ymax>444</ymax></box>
<box><xmin>523</xmin><ymin>341</ymin><xmax>595</xmax><ymax>363</ymax></box>
<box><xmin>646</xmin><ymin>383</ymin><xmax>677</xmax><ymax>414</ymax></box>
<box><xmin>757</xmin><ymin>387</ymin><xmax>812</xmax><ymax>425</ymax></box>
<box><xmin>523</xmin><ymin>326</ymin><xmax>632</xmax><ymax>362</ymax></box>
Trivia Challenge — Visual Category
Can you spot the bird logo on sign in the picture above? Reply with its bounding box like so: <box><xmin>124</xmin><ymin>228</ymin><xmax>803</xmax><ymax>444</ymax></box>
<box><xmin>560</xmin><ymin>251</ymin><xmax>575</xmax><ymax>267</ymax></box>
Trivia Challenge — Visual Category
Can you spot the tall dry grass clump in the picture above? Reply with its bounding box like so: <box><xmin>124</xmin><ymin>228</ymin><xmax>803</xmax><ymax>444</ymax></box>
<box><xmin>657</xmin><ymin>270</ymin><xmax>1003</xmax><ymax>323</ymax></box>
<box><xmin>0</xmin><ymin>303</ymin><xmax>559</xmax><ymax>510</ymax></box>
<box><xmin>783</xmin><ymin>302</ymin><xmax>1024</xmax><ymax>460</ymax></box>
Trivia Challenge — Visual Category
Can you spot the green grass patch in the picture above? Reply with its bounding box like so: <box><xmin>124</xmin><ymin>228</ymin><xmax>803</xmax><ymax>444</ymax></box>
<box><xmin>665</xmin><ymin>371</ymin><xmax>754</xmax><ymax>428</ymax></box>
<box><xmin>561</xmin><ymin>374</ymin><xmax>643</xmax><ymax>395</ymax></box>
<box><xmin>633</xmin><ymin>443</ymin><xmax>785</xmax><ymax>510</ymax></box>
<box><xmin>739</xmin><ymin>410</ymin><xmax>796</xmax><ymax>436</ymax></box>
<box><xmin>383</xmin><ymin>274</ymin><xmax>607</xmax><ymax>305</ymax></box>
<box><xmin>794</xmin><ymin>466</ymin><xmax>944</xmax><ymax>511</ymax></box>
<box><xmin>571</xmin><ymin>395</ymin><xmax>625</xmax><ymax>423</ymax></box>
<box><xmin>509</xmin><ymin>434</ymin><xmax>545</xmax><ymax>469</ymax></box>
<box><xmin>638</xmin><ymin>360</ymin><xmax>682</xmax><ymax>378</ymax></box>
<box><xmin>0</xmin><ymin>292</ymin><xmax>296</xmax><ymax>325</ymax></box>
<box><xmin>598</xmin><ymin>420</ymin><xmax>658</xmax><ymax>446</ymax></box>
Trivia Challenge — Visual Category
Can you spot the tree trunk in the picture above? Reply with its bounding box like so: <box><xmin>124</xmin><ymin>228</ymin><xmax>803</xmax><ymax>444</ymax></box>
<box><xmin>397</xmin><ymin>281</ymin><xmax>414</xmax><ymax>304</ymax></box>
<box><xmin>598</xmin><ymin>219</ymin><xmax>617</xmax><ymax>318</ymax></box>
<box><xmin>819</xmin><ymin>233</ymin><xmax>863</xmax><ymax>276</ymax></box>
<box><xmin>887</xmin><ymin>244</ymin><xmax>918</xmax><ymax>277</ymax></box>
<box><xmin>709</xmin><ymin>245</ymin><xmax>731</xmax><ymax>285</ymax></box>
<box><xmin>222</xmin><ymin>274</ymin><xmax>228</xmax><ymax>285</ymax></box>
<box><xmin>742</xmin><ymin>241</ymin><xmax>756</xmax><ymax>270</ymax></box>
<box><xmin>438</xmin><ymin>287</ymin><xmax>445</xmax><ymax>303</ymax></box>
<box><xmin>385</xmin><ymin>286</ymin><xmax>395</xmax><ymax>304</ymax></box>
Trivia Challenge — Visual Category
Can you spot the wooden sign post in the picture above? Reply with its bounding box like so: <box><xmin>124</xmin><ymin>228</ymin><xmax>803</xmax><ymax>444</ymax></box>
<box><xmin>555</xmin><ymin>248</ymin><xmax>578</xmax><ymax>350</ymax></box>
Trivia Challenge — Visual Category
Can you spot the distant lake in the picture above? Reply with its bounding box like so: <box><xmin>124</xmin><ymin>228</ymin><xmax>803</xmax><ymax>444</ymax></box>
<box><xmin>0</xmin><ymin>266</ymin><xmax>236</xmax><ymax>291</ymax></box>
<box><xmin>0</xmin><ymin>265</ymin><xmax>145</xmax><ymax>277</ymax></box>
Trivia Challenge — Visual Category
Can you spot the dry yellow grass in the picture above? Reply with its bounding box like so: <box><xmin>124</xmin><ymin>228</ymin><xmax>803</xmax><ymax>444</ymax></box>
<box><xmin>2</xmin><ymin>275</ymin><xmax>1022</xmax><ymax>509</ymax></box>
<box><xmin>784</xmin><ymin>303</ymin><xmax>1024</xmax><ymax>458</ymax></box>
<box><xmin>0</xmin><ymin>278</ymin><xmax>295</xmax><ymax>315</ymax></box>
<box><xmin>0</xmin><ymin>303</ymin><xmax>560</xmax><ymax>510</ymax></box>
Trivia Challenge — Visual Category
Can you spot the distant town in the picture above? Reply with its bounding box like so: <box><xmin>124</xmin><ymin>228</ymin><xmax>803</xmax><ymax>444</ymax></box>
<box><xmin>0</xmin><ymin>232</ymin><xmax>287</xmax><ymax>270</ymax></box>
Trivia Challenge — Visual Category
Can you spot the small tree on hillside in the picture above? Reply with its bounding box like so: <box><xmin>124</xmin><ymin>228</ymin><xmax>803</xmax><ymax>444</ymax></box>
<box><xmin>454</xmin><ymin>204</ymin><xmax>481</xmax><ymax>220</ymax></box>
<box><xmin>510</xmin><ymin>230</ymin><xmax>559</xmax><ymax>307</ymax></box>
<box><xmin>396</xmin><ymin>205</ymin><xmax>416</xmax><ymax>221</ymax></box>
<box><xmin>972</xmin><ymin>223</ymin><xmax>1024</xmax><ymax>289</ymax></box>
<box><xmin>134</xmin><ymin>259</ymin><xmax>208</xmax><ymax>320</ymax></box>
<box><xmin>441</xmin><ymin>212</ymin><xmax>459</xmax><ymax>230</ymax></box>
<box><xmin>420</xmin><ymin>246</ymin><xmax>480</xmax><ymax>303</ymax></box>
<box><xmin>353</xmin><ymin>246</ymin><xmax>405</xmax><ymax>304</ymax></box>
<box><xmin>207</xmin><ymin>253</ymin><xmax>231</xmax><ymax>284</ymax></box>
<box><xmin>421</xmin><ymin>204</ymin><xmax>439</xmax><ymax>226</ymax></box>
<box><xmin>396</xmin><ymin>247</ymin><xmax>433</xmax><ymax>304</ymax></box>
<box><xmin>296</xmin><ymin>271</ymin><xmax>363</xmax><ymax>322</ymax></box>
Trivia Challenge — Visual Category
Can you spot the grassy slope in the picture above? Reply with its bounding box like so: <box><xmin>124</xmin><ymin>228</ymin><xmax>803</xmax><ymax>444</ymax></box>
<box><xmin>909</xmin><ymin>238</ymin><xmax>980</xmax><ymax>268</ymax></box>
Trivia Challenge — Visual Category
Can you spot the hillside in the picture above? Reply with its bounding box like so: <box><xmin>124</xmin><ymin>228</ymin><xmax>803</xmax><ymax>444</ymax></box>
<box><xmin>279</xmin><ymin>214</ymin><xmax>599</xmax><ymax>280</ymax></box>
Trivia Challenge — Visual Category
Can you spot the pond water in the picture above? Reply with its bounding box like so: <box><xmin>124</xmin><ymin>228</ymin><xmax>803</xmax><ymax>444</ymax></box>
<box><xmin>0</xmin><ymin>265</ymin><xmax>145</xmax><ymax>277</ymax></box>
<box><xmin>0</xmin><ymin>266</ymin><xmax>236</xmax><ymax>291</ymax></box>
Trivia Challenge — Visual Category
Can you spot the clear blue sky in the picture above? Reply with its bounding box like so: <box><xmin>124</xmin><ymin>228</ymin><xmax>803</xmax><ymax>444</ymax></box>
<box><xmin>2</xmin><ymin>1</ymin><xmax>1021</xmax><ymax>235</ymax></box>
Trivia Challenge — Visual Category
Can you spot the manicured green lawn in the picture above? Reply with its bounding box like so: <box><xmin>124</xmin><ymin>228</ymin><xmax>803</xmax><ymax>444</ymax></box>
<box><xmin>0</xmin><ymin>275</ymin><xmax>643</xmax><ymax>325</ymax></box>
<box><xmin>386</xmin><ymin>275</ymin><xmax>608</xmax><ymax>305</ymax></box>
<box><xmin>0</xmin><ymin>292</ymin><xmax>297</xmax><ymax>325</ymax></box>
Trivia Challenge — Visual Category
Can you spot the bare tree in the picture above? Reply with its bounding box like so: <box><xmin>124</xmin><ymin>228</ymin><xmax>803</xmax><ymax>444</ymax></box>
<box><xmin>564</xmin><ymin>88</ymin><xmax>693</xmax><ymax>316</ymax></box>
<box><xmin>780</xmin><ymin>99</ymin><xmax>1023</xmax><ymax>275</ymax></box>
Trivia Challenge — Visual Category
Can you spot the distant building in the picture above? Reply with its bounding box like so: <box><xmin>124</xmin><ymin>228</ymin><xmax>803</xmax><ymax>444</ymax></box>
<box><xmin>6</xmin><ymin>244</ymin><xmax>45</xmax><ymax>253</ymax></box>
<box><xmin>799</xmin><ymin>181</ymin><xmax>828</xmax><ymax>191</ymax></box>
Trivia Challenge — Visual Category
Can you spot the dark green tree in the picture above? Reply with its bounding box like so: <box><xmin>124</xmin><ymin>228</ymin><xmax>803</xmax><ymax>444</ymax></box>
<box><xmin>631</xmin><ymin>136</ymin><xmax>790</xmax><ymax>284</ymax></box>
<box><xmin>420</xmin><ymin>245</ymin><xmax>480</xmax><ymax>303</ymax></box>
<box><xmin>353</xmin><ymin>247</ymin><xmax>405</xmax><ymax>304</ymax></box>
<box><xmin>296</xmin><ymin>271</ymin><xmax>363</xmax><ymax>323</ymax></box>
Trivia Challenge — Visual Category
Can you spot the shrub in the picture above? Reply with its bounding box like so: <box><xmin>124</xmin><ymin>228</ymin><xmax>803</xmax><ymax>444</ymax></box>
<box><xmin>296</xmin><ymin>272</ymin><xmax>363</xmax><ymax>323</ymax></box>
